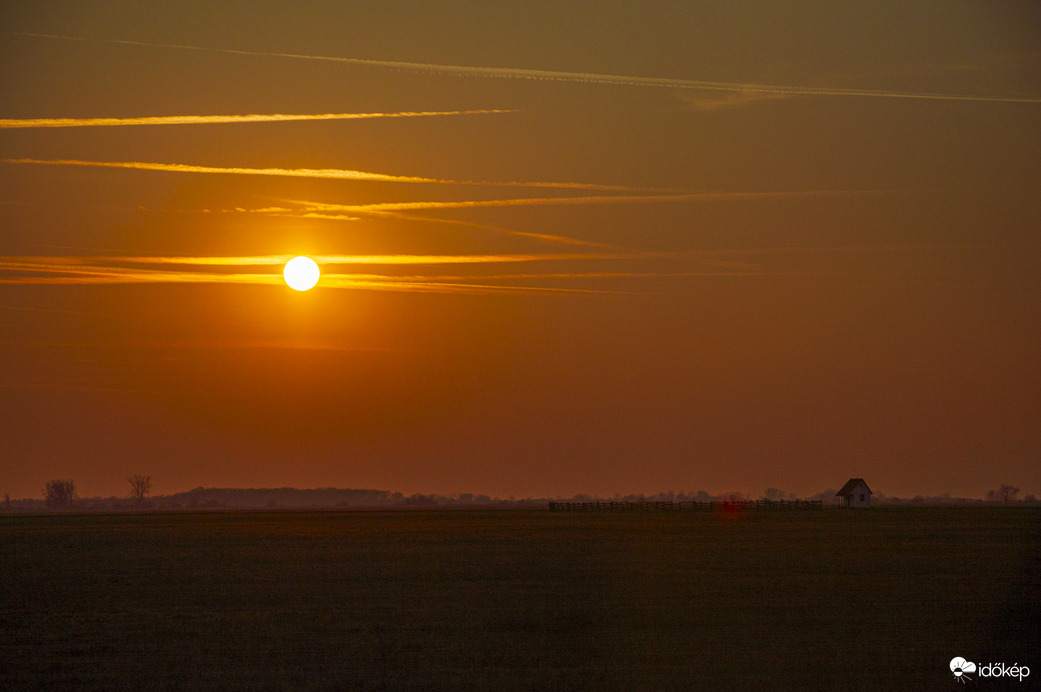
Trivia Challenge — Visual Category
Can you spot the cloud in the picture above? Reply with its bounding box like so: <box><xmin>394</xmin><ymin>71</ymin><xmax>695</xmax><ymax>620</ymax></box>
<box><xmin>288</xmin><ymin>189</ymin><xmax>873</xmax><ymax>215</ymax></box>
<box><xmin>1</xmin><ymin>158</ymin><xmax>637</xmax><ymax>191</ymax></box>
<box><xmin>360</xmin><ymin>212</ymin><xmax>618</xmax><ymax>249</ymax></box>
<box><xmin>249</xmin><ymin>201</ymin><xmax>627</xmax><ymax>248</ymax></box>
<box><xmin>676</xmin><ymin>90</ymin><xmax>791</xmax><ymax>111</ymax></box>
<box><xmin>3</xmin><ymin>255</ymin><xmax>289</xmax><ymax>266</ymax></box>
<box><xmin>313</xmin><ymin>253</ymin><xmax>649</xmax><ymax>265</ymax></box>
<box><xmin>17</xmin><ymin>32</ymin><xmax>1041</xmax><ymax>104</ymax></box>
<box><xmin>188</xmin><ymin>189</ymin><xmax>889</xmax><ymax>250</ymax></box>
<box><xmin>0</xmin><ymin>269</ymin><xmax>281</xmax><ymax>286</ymax></box>
<box><xmin>317</xmin><ymin>276</ymin><xmax>628</xmax><ymax>295</ymax></box>
<box><xmin>0</xmin><ymin>256</ymin><xmax>281</xmax><ymax>286</ymax></box>
<box><xmin>0</xmin><ymin>253</ymin><xmax>658</xmax><ymax>291</ymax></box>
<box><xmin>0</xmin><ymin>250</ymin><xmax>826</xmax><ymax>299</ymax></box>
<box><xmin>0</xmin><ymin>253</ymin><xmax>651</xmax><ymax>295</ymax></box>
<box><xmin>5</xmin><ymin>244</ymin><xmax>966</xmax><ymax>293</ymax></box>
<box><xmin>0</xmin><ymin>110</ymin><xmax>513</xmax><ymax>129</ymax></box>
<box><xmin>1</xmin><ymin>253</ymin><xmax>645</xmax><ymax>267</ymax></box>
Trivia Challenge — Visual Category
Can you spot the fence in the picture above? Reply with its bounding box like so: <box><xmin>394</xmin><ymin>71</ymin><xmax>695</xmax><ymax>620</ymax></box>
<box><xmin>547</xmin><ymin>499</ymin><xmax>822</xmax><ymax>512</ymax></box>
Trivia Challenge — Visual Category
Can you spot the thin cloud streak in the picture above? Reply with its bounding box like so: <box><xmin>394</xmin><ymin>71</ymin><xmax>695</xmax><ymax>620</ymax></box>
<box><xmin>314</xmin><ymin>253</ymin><xmax>652</xmax><ymax>265</ymax></box>
<box><xmin>289</xmin><ymin>189</ymin><xmax>880</xmax><ymax>214</ymax></box>
<box><xmin>0</xmin><ymin>271</ymin><xmax>637</xmax><ymax>294</ymax></box>
<box><xmin>319</xmin><ymin>276</ymin><xmax>634</xmax><ymax>295</ymax></box>
<box><xmin>276</xmin><ymin>190</ymin><xmax>886</xmax><ymax>250</ymax></box>
<box><xmin>0</xmin><ymin>265</ymin><xmax>629</xmax><ymax>294</ymax></box>
<box><xmin>2</xmin><ymin>158</ymin><xmax>448</xmax><ymax>184</ymax></box>
<box><xmin>0</xmin><ymin>253</ymin><xmax>660</xmax><ymax>290</ymax></box>
<box><xmin>405</xmin><ymin>271</ymin><xmax>772</xmax><ymax>280</ymax></box>
<box><xmin>2</xmin><ymin>158</ymin><xmax>636</xmax><ymax>191</ymax></box>
<box><xmin>3</xmin><ymin>255</ymin><xmax>291</xmax><ymax>267</ymax></box>
<box><xmin>16</xmin><ymin>32</ymin><xmax>1041</xmax><ymax>104</ymax></box>
<box><xmin>267</xmin><ymin>204</ymin><xmax>618</xmax><ymax>249</ymax></box>
<box><xmin>0</xmin><ymin>110</ymin><xmax>513</xmax><ymax>129</ymax></box>
<box><xmin>0</xmin><ymin>269</ymin><xmax>281</xmax><ymax>286</ymax></box>
<box><xmin>691</xmin><ymin>242</ymin><xmax>994</xmax><ymax>257</ymax></box>
<box><xmin>2</xmin><ymin>244</ymin><xmax>967</xmax><ymax>291</ymax></box>
<box><xmin>0</xmin><ymin>252</ymin><xmax>677</xmax><ymax>295</ymax></box>
<box><xmin>3</xmin><ymin>242</ymin><xmax>969</xmax><ymax>276</ymax></box>
<box><xmin>0</xmin><ymin>253</ymin><xmax>646</xmax><ymax>268</ymax></box>
<box><xmin>253</xmin><ymin>190</ymin><xmax>886</xmax><ymax>251</ymax></box>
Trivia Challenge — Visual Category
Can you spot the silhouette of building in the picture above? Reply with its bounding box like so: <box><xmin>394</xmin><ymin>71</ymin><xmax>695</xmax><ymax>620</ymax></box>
<box><xmin>836</xmin><ymin>478</ymin><xmax>872</xmax><ymax>508</ymax></box>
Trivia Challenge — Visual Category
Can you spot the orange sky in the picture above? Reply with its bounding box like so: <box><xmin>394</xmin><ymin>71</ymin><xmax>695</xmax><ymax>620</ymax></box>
<box><xmin>1</xmin><ymin>2</ymin><xmax>1039</xmax><ymax>500</ymax></box>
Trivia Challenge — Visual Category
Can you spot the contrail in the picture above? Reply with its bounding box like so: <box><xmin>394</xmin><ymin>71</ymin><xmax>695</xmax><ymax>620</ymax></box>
<box><xmin>0</xmin><ymin>253</ymin><xmax>655</xmax><ymax>294</ymax></box>
<box><xmin>156</xmin><ymin>189</ymin><xmax>888</xmax><ymax>250</ymax></box>
<box><xmin>0</xmin><ymin>261</ymin><xmax>282</xmax><ymax>286</ymax></box>
<box><xmin>0</xmin><ymin>270</ymin><xmax>628</xmax><ymax>294</ymax></box>
<box><xmin>318</xmin><ymin>277</ymin><xmax>629</xmax><ymax>295</ymax></box>
<box><xmin>14</xmin><ymin>32</ymin><xmax>1041</xmax><ymax>104</ymax></box>
<box><xmin>0</xmin><ymin>252</ymin><xmax>652</xmax><ymax>272</ymax></box>
<box><xmin>288</xmin><ymin>189</ymin><xmax>880</xmax><ymax>214</ymax></box>
<box><xmin>0</xmin><ymin>110</ymin><xmax>512</xmax><ymax>129</ymax></box>
<box><xmin>269</xmin><ymin>202</ymin><xmax>624</xmax><ymax>248</ymax></box>
<box><xmin>1</xmin><ymin>255</ymin><xmax>290</xmax><ymax>267</ymax></box>
<box><xmin>1</xmin><ymin>158</ymin><xmax>638</xmax><ymax>191</ymax></box>
<box><xmin>276</xmin><ymin>190</ymin><xmax>884</xmax><ymax>250</ymax></box>
<box><xmin>1</xmin><ymin>250</ymin><xmax>926</xmax><ymax>293</ymax></box>
<box><xmin>1</xmin><ymin>159</ymin><xmax>452</xmax><ymax>184</ymax></box>
<box><xmin>313</xmin><ymin>252</ymin><xmax>650</xmax><ymax>265</ymax></box>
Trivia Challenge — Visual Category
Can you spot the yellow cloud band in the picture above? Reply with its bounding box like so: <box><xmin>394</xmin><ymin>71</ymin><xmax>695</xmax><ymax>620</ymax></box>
<box><xmin>0</xmin><ymin>110</ymin><xmax>513</xmax><ymax>129</ymax></box>
<box><xmin>2</xmin><ymin>158</ymin><xmax>636</xmax><ymax>191</ymax></box>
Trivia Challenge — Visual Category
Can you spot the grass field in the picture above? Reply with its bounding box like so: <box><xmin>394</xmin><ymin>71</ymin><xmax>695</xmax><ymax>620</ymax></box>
<box><xmin>1</xmin><ymin>507</ymin><xmax>1038</xmax><ymax>690</ymax></box>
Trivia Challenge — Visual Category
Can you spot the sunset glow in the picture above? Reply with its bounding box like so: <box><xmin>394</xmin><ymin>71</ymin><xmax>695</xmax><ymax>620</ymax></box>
<box><xmin>3</xmin><ymin>9</ymin><xmax>1039</xmax><ymax>691</ymax></box>
<box><xmin>1</xmin><ymin>3</ymin><xmax>1038</xmax><ymax>503</ymax></box>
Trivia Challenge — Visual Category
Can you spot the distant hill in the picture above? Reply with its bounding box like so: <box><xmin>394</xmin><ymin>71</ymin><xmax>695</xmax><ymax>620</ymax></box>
<box><xmin>161</xmin><ymin>487</ymin><xmax>403</xmax><ymax>509</ymax></box>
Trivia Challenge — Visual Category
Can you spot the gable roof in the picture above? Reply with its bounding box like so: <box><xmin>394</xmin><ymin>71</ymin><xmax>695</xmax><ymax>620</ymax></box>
<box><xmin>836</xmin><ymin>478</ymin><xmax>872</xmax><ymax>496</ymax></box>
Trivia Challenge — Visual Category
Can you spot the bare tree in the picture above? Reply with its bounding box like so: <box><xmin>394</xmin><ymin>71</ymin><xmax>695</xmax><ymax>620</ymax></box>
<box><xmin>987</xmin><ymin>484</ymin><xmax>1021</xmax><ymax>503</ymax></box>
<box><xmin>128</xmin><ymin>475</ymin><xmax>153</xmax><ymax>503</ymax></box>
<box><xmin>44</xmin><ymin>479</ymin><xmax>76</xmax><ymax>509</ymax></box>
<box><xmin>997</xmin><ymin>484</ymin><xmax>1020</xmax><ymax>503</ymax></box>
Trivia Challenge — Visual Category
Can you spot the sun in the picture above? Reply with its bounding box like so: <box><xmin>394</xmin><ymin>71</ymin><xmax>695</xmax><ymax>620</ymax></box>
<box><xmin>283</xmin><ymin>256</ymin><xmax>320</xmax><ymax>291</ymax></box>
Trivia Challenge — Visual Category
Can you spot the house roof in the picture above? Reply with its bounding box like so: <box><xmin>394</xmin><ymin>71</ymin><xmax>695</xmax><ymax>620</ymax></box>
<box><xmin>836</xmin><ymin>478</ymin><xmax>872</xmax><ymax>496</ymax></box>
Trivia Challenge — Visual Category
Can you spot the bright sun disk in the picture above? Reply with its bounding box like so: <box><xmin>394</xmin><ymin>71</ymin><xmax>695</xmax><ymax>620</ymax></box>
<box><xmin>283</xmin><ymin>256</ymin><xmax>320</xmax><ymax>291</ymax></box>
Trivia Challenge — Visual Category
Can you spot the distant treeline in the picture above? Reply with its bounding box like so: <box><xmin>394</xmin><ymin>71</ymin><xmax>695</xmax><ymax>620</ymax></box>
<box><xmin>2</xmin><ymin>486</ymin><xmax>1036</xmax><ymax>512</ymax></box>
<box><xmin>2</xmin><ymin>486</ymin><xmax>546</xmax><ymax>511</ymax></box>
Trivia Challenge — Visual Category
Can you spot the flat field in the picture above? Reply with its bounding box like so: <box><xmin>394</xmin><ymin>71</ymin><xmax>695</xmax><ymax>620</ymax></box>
<box><xmin>1</xmin><ymin>507</ymin><xmax>1037</xmax><ymax>690</ymax></box>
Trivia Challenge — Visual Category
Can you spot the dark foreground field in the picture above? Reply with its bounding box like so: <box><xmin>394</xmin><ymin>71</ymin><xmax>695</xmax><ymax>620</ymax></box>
<box><xmin>2</xmin><ymin>507</ymin><xmax>1038</xmax><ymax>690</ymax></box>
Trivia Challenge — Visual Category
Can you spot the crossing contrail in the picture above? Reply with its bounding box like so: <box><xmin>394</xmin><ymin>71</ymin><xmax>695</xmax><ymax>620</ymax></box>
<box><xmin>14</xmin><ymin>32</ymin><xmax>1041</xmax><ymax>104</ymax></box>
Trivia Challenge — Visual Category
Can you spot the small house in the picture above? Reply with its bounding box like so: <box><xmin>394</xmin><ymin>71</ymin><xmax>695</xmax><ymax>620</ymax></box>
<box><xmin>836</xmin><ymin>478</ymin><xmax>872</xmax><ymax>508</ymax></box>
